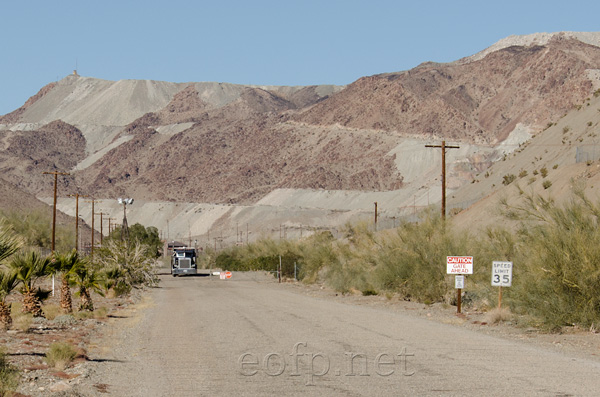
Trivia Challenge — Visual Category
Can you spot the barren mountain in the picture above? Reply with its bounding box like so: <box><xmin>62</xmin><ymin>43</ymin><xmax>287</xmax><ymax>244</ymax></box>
<box><xmin>294</xmin><ymin>35</ymin><xmax>600</xmax><ymax>144</ymax></box>
<box><xmin>1</xmin><ymin>31</ymin><xmax>600</xmax><ymax>243</ymax></box>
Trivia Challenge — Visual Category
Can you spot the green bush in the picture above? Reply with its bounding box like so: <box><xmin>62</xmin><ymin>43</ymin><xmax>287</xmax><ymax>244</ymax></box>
<box><xmin>209</xmin><ymin>191</ymin><xmax>600</xmax><ymax>330</ymax></box>
<box><xmin>504</xmin><ymin>192</ymin><xmax>600</xmax><ymax>330</ymax></box>
<box><xmin>0</xmin><ymin>209</ymin><xmax>73</xmax><ymax>252</ymax></box>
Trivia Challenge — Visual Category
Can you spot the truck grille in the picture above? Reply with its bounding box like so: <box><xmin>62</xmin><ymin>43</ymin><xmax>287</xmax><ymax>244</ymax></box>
<box><xmin>178</xmin><ymin>258</ymin><xmax>192</xmax><ymax>269</ymax></box>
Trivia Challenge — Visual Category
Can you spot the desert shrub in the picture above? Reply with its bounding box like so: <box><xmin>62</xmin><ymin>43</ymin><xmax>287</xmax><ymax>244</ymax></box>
<box><xmin>518</xmin><ymin>169</ymin><xmax>528</xmax><ymax>178</ymax></box>
<box><xmin>502</xmin><ymin>174</ymin><xmax>516</xmax><ymax>185</ymax></box>
<box><xmin>542</xmin><ymin>180</ymin><xmax>552</xmax><ymax>189</ymax></box>
<box><xmin>95</xmin><ymin>240</ymin><xmax>160</xmax><ymax>291</ymax></box>
<box><xmin>369</xmin><ymin>211</ymin><xmax>472</xmax><ymax>303</ymax></box>
<box><xmin>45</xmin><ymin>342</ymin><xmax>77</xmax><ymax>370</ymax></box>
<box><xmin>42</xmin><ymin>304</ymin><xmax>62</xmax><ymax>321</ymax></box>
<box><xmin>52</xmin><ymin>314</ymin><xmax>78</xmax><ymax>327</ymax></box>
<box><xmin>505</xmin><ymin>192</ymin><xmax>600</xmax><ymax>330</ymax></box>
<box><xmin>485</xmin><ymin>307</ymin><xmax>512</xmax><ymax>324</ymax></box>
<box><xmin>10</xmin><ymin>303</ymin><xmax>33</xmax><ymax>332</ymax></box>
<box><xmin>295</xmin><ymin>231</ymin><xmax>337</xmax><ymax>282</ymax></box>
<box><xmin>0</xmin><ymin>349</ymin><xmax>19</xmax><ymax>396</ymax></box>
<box><xmin>215</xmin><ymin>252</ymin><xmax>244</xmax><ymax>271</ymax></box>
<box><xmin>540</xmin><ymin>167</ymin><xmax>548</xmax><ymax>178</ymax></box>
<box><xmin>0</xmin><ymin>209</ymin><xmax>73</xmax><ymax>252</ymax></box>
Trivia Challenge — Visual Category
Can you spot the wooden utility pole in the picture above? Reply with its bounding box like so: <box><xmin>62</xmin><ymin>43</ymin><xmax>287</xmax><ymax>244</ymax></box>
<box><xmin>374</xmin><ymin>202</ymin><xmax>378</xmax><ymax>230</ymax></box>
<box><xmin>68</xmin><ymin>193</ymin><xmax>88</xmax><ymax>251</ymax></box>
<box><xmin>85</xmin><ymin>199</ymin><xmax>97</xmax><ymax>258</ymax></box>
<box><xmin>425</xmin><ymin>141</ymin><xmax>460</xmax><ymax>219</ymax></box>
<box><xmin>95</xmin><ymin>212</ymin><xmax>104</xmax><ymax>246</ymax></box>
<box><xmin>43</xmin><ymin>171</ymin><xmax>70</xmax><ymax>253</ymax></box>
<box><xmin>107</xmin><ymin>217</ymin><xmax>116</xmax><ymax>235</ymax></box>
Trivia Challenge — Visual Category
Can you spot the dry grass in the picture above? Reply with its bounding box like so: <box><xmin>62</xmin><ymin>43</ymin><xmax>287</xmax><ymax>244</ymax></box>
<box><xmin>485</xmin><ymin>307</ymin><xmax>513</xmax><ymax>324</ymax></box>
<box><xmin>0</xmin><ymin>349</ymin><xmax>19</xmax><ymax>396</ymax></box>
<box><xmin>42</xmin><ymin>304</ymin><xmax>62</xmax><ymax>321</ymax></box>
<box><xmin>45</xmin><ymin>342</ymin><xmax>77</xmax><ymax>370</ymax></box>
<box><xmin>75</xmin><ymin>306</ymin><xmax>108</xmax><ymax>320</ymax></box>
<box><xmin>10</xmin><ymin>304</ymin><xmax>33</xmax><ymax>332</ymax></box>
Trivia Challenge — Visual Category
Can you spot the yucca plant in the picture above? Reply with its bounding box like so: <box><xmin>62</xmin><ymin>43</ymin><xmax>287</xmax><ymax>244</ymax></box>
<box><xmin>9</xmin><ymin>251</ymin><xmax>52</xmax><ymax>317</ymax></box>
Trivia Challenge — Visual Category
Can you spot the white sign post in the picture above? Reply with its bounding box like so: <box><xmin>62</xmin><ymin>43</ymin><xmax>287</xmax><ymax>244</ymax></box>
<box><xmin>455</xmin><ymin>275</ymin><xmax>465</xmax><ymax>289</ymax></box>
<box><xmin>447</xmin><ymin>256</ymin><xmax>473</xmax><ymax>314</ymax></box>
<box><xmin>491</xmin><ymin>261</ymin><xmax>512</xmax><ymax>308</ymax></box>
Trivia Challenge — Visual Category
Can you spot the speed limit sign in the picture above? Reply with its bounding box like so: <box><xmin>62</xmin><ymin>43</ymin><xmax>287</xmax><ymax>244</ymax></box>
<box><xmin>491</xmin><ymin>261</ymin><xmax>512</xmax><ymax>287</ymax></box>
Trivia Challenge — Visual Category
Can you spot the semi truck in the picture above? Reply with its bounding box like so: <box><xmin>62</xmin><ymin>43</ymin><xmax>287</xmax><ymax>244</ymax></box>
<box><xmin>171</xmin><ymin>247</ymin><xmax>197</xmax><ymax>276</ymax></box>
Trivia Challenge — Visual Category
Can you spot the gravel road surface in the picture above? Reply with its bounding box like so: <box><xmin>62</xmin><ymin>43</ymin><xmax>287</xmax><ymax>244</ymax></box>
<box><xmin>84</xmin><ymin>273</ymin><xmax>600</xmax><ymax>396</ymax></box>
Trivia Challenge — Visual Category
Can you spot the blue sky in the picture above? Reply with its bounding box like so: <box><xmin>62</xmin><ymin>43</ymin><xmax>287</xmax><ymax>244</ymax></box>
<box><xmin>1</xmin><ymin>0</ymin><xmax>599</xmax><ymax>115</ymax></box>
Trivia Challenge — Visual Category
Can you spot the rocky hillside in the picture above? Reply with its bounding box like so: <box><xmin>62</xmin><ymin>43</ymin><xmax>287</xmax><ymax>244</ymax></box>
<box><xmin>294</xmin><ymin>35</ymin><xmax>600</xmax><ymax>144</ymax></box>
<box><xmin>1</xmin><ymin>31</ymin><xmax>600</xmax><ymax>243</ymax></box>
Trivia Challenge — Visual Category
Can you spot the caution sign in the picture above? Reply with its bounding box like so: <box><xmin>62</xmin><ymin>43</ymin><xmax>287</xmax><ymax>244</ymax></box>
<box><xmin>447</xmin><ymin>256</ymin><xmax>473</xmax><ymax>274</ymax></box>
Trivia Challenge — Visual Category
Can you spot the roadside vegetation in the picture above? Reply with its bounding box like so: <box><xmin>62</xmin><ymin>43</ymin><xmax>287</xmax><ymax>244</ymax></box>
<box><xmin>208</xmin><ymin>191</ymin><xmax>600</xmax><ymax>331</ymax></box>
<box><xmin>0</xmin><ymin>212</ymin><xmax>162</xmax><ymax>391</ymax></box>
<box><xmin>0</xmin><ymin>215</ymin><xmax>160</xmax><ymax>312</ymax></box>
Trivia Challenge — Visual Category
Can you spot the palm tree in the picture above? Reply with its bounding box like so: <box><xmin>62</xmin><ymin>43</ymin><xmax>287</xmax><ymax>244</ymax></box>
<box><xmin>71</xmin><ymin>264</ymin><xmax>104</xmax><ymax>312</ymax></box>
<box><xmin>50</xmin><ymin>250</ymin><xmax>84</xmax><ymax>314</ymax></box>
<box><xmin>9</xmin><ymin>251</ymin><xmax>52</xmax><ymax>317</ymax></box>
<box><xmin>0</xmin><ymin>221</ymin><xmax>21</xmax><ymax>328</ymax></box>
<box><xmin>0</xmin><ymin>270</ymin><xmax>18</xmax><ymax>329</ymax></box>
<box><xmin>0</xmin><ymin>219</ymin><xmax>21</xmax><ymax>263</ymax></box>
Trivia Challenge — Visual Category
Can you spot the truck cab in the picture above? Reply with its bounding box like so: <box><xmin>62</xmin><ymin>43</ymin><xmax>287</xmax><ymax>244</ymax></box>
<box><xmin>171</xmin><ymin>248</ymin><xmax>197</xmax><ymax>276</ymax></box>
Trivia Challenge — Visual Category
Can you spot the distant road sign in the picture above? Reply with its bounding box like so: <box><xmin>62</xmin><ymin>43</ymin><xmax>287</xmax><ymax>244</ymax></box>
<box><xmin>225</xmin><ymin>271</ymin><xmax>232</xmax><ymax>279</ymax></box>
<box><xmin>491</xmin><ymin>261</ymin><xmax>512</xmax><ymax>286</ymax></box>
<box><xmin>447</xmin><ymin>256</ymin><xmax>473</xmax><ymax>274</ymax></box>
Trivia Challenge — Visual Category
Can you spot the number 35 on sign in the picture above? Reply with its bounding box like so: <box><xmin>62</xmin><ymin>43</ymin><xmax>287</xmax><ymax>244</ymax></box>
<box><xmin>491</xmin><ymin>261</ymin><xmax>512</xmax><ymax>287</ymax></box>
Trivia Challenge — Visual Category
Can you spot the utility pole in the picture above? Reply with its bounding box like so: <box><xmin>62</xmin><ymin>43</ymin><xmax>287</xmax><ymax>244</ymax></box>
<box><xmin>374</xmin><ymin>202</ymin><xmax>378</xmax><ymax>230</ymax></box>
<box><xmin>425</xmin><ymin>141</ymin><xmax>460</xmax><ymax>219</ymax></box>
<box><xmin>85</xmin><ymin>199</ymin><xmax>97</xmax><ymax>258</ymax></box>
<box><xmin>95</xmin><ymin>212</ymin><xmax>104</xmax><ymax>246</ymax></box>
<box><xmin>68</xmin><ymin>193</ymin><xmax>88</xmax><ymax>251</ymax></box>
<box><xmin>43</xmin><ymin>171</ymin><xmax>70</xmax><ymax>253</ymax></box>
<box><xmin>107</xmin><ymin>217</ymin><xmax>116</xmax><ymax>235</ymax></box>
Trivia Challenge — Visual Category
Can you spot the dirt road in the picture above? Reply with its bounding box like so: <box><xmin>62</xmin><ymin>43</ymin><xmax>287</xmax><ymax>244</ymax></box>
<box><xmin>83</xmin><ymin>273</ymin><xmax>600</xmax><ymax>396</ymax></box>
